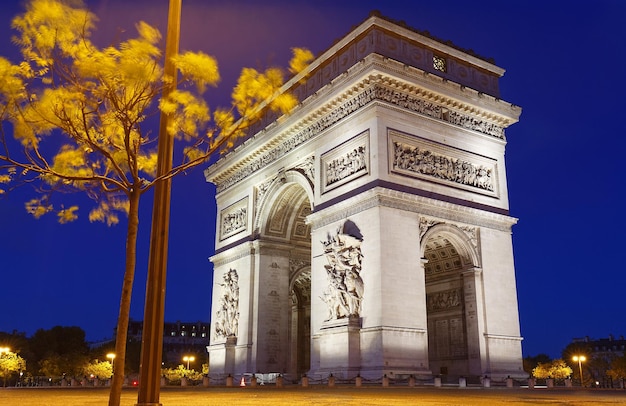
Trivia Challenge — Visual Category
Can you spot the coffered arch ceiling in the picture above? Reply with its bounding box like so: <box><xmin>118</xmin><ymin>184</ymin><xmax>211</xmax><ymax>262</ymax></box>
<box><xmin>262</xmin><ymin>183</ymin><xmax>311</xmax><ymax>245</ymax></box>
<box><xmin>424</xmin><ymin>232</ymin><xmax>473</xmax><ymax>280</ymax></box>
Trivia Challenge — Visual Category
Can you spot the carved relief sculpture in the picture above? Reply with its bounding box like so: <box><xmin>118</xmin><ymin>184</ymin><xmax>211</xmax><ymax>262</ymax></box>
<box><xmin>220</xmin><ymin>198</ymin><xmax>248</xmax><ymax>240</ymax></box>
<box><xmin>320</xmin><ymin>222</ymin><xmax>364</xmax><ymax>321</ymax></box>
<box><xmin>321</xmin><ymin>131</ymin><xmax>369</xmax><ymax>193</ymax></box>
<box><xmin>393</xmin><ymin>141</ymin><xmax>493</xmax><ymax>191</ymax></box>
<box><xmin>427</xmin><ymin>288</ymin><xmax>462</xmax><ymax>312</ymax></box>
<box><xmin>214</xmin><ymin>268</ymin><xmax>240</xmax><ymax>339</ymax></box>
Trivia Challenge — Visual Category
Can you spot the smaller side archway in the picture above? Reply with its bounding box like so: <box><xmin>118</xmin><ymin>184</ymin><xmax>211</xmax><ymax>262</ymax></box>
<box><xmin>253</xmin><ymin>178</ymin><xmax>313</xmax><ymax>378</ymax></box>
<box><xmin>420</xmin><ymin>222</ymin><xmax>482</xmax><ymax>380</ymax></box>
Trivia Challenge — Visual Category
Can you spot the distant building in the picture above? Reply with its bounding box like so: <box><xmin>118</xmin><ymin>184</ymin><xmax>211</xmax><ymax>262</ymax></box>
<box><xmin>117</xmin><ymin>319</ymin><xmax>210</xmax><ymax>366</ymax></box>
<box><xmin>570</xmin><ymin>335</ymin><xmax>625</xmax><ymax>387</ymax></box>
<box><xmin>571</xmin><ymin>335</ymin><xmax>626</xmax><ymax>358</ymax></box>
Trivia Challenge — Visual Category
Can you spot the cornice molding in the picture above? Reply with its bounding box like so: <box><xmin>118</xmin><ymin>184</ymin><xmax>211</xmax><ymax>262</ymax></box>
<box><xmin>306</xmin><ymin>186</ymin><xmax>517</xmax><ymax>232</ymax></box>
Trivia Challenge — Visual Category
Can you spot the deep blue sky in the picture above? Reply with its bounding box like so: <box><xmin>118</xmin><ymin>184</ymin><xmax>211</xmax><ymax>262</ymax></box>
<box><xmin>1</xmin><ymin>0</ymin><xmax>624</xmax><ymax>359</ymax></box>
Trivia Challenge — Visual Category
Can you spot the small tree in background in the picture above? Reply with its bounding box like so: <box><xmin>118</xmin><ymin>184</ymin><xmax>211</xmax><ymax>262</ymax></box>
<box><xmin>523</xmin><ymin>353</ymin><xmax>551</xmax><ymax>376</ymax></box>
<box><xmin>0</xmin><ymin>1</ymin><xmax>312</xmax><ymax>405</ymax></box>
<box><xmin>0</xmin><ymin>349</ymin><xmax>26</xmax><ymax>387</ymax></box>
<box><xmin>532</xmin><ymin>358</ymin><xmax>573</xmax><ymax>382</ymax></box>
<box><xmin>608</xmin><ymin>354</ymin><xmax>626</xmax><ymax>386</ymax></box>
<box><xmin>29</xmin><ymin>326</ymin><xmax>89</xmax><ymax>379</ymax></box>
<box><xmin>82</xmin><ymin>359</ymin><xmax>113</xmax><ymax>382</ymax></box>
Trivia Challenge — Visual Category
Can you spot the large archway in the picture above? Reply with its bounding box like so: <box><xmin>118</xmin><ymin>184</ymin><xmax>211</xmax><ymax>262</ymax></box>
<box><xmin>258</xmin><ymin>180</ymin><xmax>312</xmax><ymax>379</ymax></box>
<box><xmin>422</xmin><ymin>224</ymin><xmax>481</xmax><ymax>380</ymax></box>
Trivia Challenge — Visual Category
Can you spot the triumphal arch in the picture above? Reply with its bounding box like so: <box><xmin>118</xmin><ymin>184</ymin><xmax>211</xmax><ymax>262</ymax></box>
<box><xmin>205</xmin><ymin>13</ymin><xmax>524</xmax><ymax>382</ymax></box>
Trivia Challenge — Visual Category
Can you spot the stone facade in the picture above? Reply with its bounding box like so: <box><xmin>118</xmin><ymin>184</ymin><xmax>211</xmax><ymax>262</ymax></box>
<box><xmin>205</xmin><ymin>14</ymin><xmax>524</xmax><ymax>382</ymax></box>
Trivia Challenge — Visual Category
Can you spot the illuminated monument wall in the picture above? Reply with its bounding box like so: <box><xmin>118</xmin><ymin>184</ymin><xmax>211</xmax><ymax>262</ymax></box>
<box><xmin>204</xmin><ymin>13</ymin><xmax>524</xmax><ymax>381</ymax></box>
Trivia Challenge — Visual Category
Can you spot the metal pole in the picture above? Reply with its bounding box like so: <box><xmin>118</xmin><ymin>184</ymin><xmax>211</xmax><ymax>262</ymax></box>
<box><xmin>578</xmin><ymin>359</ymin><xmax>583</xmax><ymax>387</ymax></box>
<box><xmin>136</xmin><ymin>1</ymin><xmax>181</xmax><ymax>405</ymax></box>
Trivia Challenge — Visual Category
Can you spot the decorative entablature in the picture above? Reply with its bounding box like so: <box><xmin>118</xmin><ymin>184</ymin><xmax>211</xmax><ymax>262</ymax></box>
<box><xmin>306</xmin><ymin>186</ymin><xmax>517</xmax><ymax>234</ymax></box>
<box><xmin>207</xmin><ymin>66</ymin><xmax>518</xmax><ymax>194</ymax></box>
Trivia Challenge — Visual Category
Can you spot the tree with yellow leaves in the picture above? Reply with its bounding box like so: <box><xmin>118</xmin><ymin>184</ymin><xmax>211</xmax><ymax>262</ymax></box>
<box><xmin>532</xmin><ymin>358</ymin><xmax>573</xmax><ymax>381</ymax></box>
<box><xmin>0</xmin><ymin>1</ymin><xmax>312</xmax><ymax>405</ymax></box>
<box><xmin>0</xmin><ymin>349</ymin><xmax>26</xmax><ymax>387</ymax></box>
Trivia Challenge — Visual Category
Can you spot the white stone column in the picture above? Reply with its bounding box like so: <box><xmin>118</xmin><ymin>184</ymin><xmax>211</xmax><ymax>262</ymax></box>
<box><xmin>462</xmin><ymin>267</ymin><xmax>485</xmax><ymax>376</ymax></box>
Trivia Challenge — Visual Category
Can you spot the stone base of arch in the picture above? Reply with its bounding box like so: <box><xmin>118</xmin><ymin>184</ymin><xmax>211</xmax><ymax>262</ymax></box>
<box><xmin>311</xmin><ymin>316</ymin><xmax>362</xmax><ymax>379</ymax></box>
<box><xmin>206</xmin><ymin>336</ymin><xmax>237</xmax><ymax>379</ymax></box>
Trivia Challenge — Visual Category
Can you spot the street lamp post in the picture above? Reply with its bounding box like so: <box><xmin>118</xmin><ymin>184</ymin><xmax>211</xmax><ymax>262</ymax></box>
<box><xmin>573</xmin><ymin>355</ymin><xmax>586</xmax><ymax>387</ymax></box>
<box><xmin>183</xmin><ymin>356</ymin><xmax>195</xmax><ymax>370</ymax></box>
<box><xmin>107</xmin><ymin>353</ymin><xmax>116</xmax><ymax>370</ymax></box>
<box><xmin>136</xmin><ymin>1</ymin><xmax>181</xmax><ymax>405</ymax></box>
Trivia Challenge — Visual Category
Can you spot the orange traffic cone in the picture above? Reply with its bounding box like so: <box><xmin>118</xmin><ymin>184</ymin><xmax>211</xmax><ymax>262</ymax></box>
<box><xmin>240</xmin><ymin>376</ymin><xmax>246</xmax><ymax>387</ymax></box>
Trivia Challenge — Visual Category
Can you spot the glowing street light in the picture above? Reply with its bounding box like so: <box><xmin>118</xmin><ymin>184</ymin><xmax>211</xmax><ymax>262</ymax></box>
<box><xmin>183</xmin><ymin>356</ymin><xmax>195</xmax><ymax>370</ymax></box>
<box><xmin>573</xmin><ymin>355</ymin><xmax>586</xmax><ymax>386</ymax></box>
<box><xmin>107</xmin><ymin>353</ymin><xmax>116</xmax><ymax>369</ymax></box>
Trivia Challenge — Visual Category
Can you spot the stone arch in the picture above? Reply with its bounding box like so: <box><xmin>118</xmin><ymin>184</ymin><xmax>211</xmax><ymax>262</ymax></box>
<box><xmin>419</xmin><ymin>222</ymin><xmax>480</xmax><ymax>269</ymax></box>
<box><xmin>419</xmin><ymin>222</ymin><xmax>482</xmax><ymax>379</ymax></box>
<box><xmin>254</xmin><ymin>170</ymin><xmax>314</xmax><ymax>239</ymax></box>
<box><xmin>255</xmin><ymin>180</ymin><xmax>312</xmax><ymax>378</ymax></box>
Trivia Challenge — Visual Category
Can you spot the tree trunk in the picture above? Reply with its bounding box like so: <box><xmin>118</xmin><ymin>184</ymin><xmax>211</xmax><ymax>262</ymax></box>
<box><xmin>108</xmin><ymin>188</ymin><xmax>141</xmax><ymax>406</ymax></box>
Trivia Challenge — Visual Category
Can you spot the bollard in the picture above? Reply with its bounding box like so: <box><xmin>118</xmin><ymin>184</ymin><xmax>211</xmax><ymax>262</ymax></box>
<box><xmin>528</xmin><ymin>378</ymin><xmax>535</xmax><ymax>389</ymax></box>
<box><xmin>226</xmin><ymin>374</ymin><xmax>234</xmax><ymax>387</ymax></box>
<box><xmin>382</xmin><ymin>374</ymin><xmax>389</xmax><ymax>387</ymax></box>
<box><xmin>483</xmin><ymin>376</ymin><xmax>490</xmax><ymax>388</ymax></box>
<box><xmin>355</xmin><ymin>375</ymin><xmax>362</xmax><ymax>387</ymax></box>
<box><xmin>251</xmin><ymin>376</ymin><xmax>258</xmax><ymax>387</ymax></box>
<box><xmin>203</xmin><ymin>376</ymin><xmax>210</xmax><ymax>387</ymax></box>
<box><xmin>547</xmin><ymin>378</ymin><xmax>554</xmax><ymax>388</ymax></box>
<box><xmin>300</xmin><ymin>375</ymin><xmax>308</xmax><ymax>388</ymax></box>
<box><xmin>434</xmin><ymin>376</ymin><xmax>442</xmax><ymax>387</ymax></box>
<box><xmin>181</xmin><ymin>377</ymin><xmax>188</xmax><ymax>387</ymax></box>
<box><xmin>276</xmin><ymin>375</ymin><xmax>284</xmax><ymax>388</ymax></box>
<box><xmin>459</xmin><ymin>377</ymin><xmax>466</xmax><ymax>387</ymax></box>
<box><xmin>160</xmin><ymin>376</ymin><xmax>166</xmax><ymax>387</ymax></box>
<box><xmin>328</xmin><ymin>374</ymin><xmax>335</xmax><ymax>387</ymax></box>
<box><xmin>507</xmin><ymin>376</ymin><xmax>513</xmax><ymax>388</ymax></box>
<box><xmin>565</xmin><ymin>378</ymin><xmax>572</xmax><ymax>388</ymax></box>
<box><xmin>408</xmin><ymin>375</ymin><xmax>416</xmax><ymax>387</ymax></box>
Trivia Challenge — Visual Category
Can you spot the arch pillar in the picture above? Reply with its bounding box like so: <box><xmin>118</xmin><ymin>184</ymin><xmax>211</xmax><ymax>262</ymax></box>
<box><xmin>461</xmin><ymin>267</ymin><xmax>485</xmax><ymax>376</ymax></box>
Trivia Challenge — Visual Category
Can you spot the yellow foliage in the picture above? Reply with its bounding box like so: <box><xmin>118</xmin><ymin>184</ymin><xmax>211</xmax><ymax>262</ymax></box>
<box><xmin>289</xmin><ymin>47</ymin><xmax>314</xmax><ymax>75</ymax></box>
<box><xmin>174</xmin><ymin>51</ymin><xmax>220</xmax><ymax>93</ymax></box>
<box><xmin>532</xmin><ymin>359</ymin><xmax>572</xmax><ymax>380</ymax></box>
<box><xmin>162</xmin><ymin>90</ymin><xmax>210</xmax><ymax>140</ymax></box>
<box><xmin>269</xmin><ymin>93</ymin><xmax>297</xmax><ymax>114</ymax></box>
<box><xmin>183</xmin><ymin>147</ymin><xmax>206</xmax><ymax>163</ymax></box>
<box><xmin>137</xmin><ymin>151</ymin><xmax>158</xmax><ymax>177</ymax></box>
<box><xmin>25</xmin><ymin>198</ymin><xmax>53</xmax><ymax>219</ymax></box>
<box><xmin>2</xmin><ymin>0</ymin><xmax>310</xmax><ymax>225</ymax></box>
<box><xmin>57</xmin><ymin>205</ymin><xmax>79</xmax><ymax>223</ymax></box>
<box><xmin>50</xmin><ymin>145</ymin><xmax>92</xmax><ymax>181</ymax></box>
<box><xmin>0</xmin><ymin>58</ymin><xmax>27</xmax><ymax>101</ymax></box>
<box><xmin>11</xmin><ymin>0</ymin><xmax>97</xmax><ymax>67</ymax></box>
<box><xmin>89</xmin><ymin>198</ymin><xmax>129</xmax><ymax>227</ymax></box>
